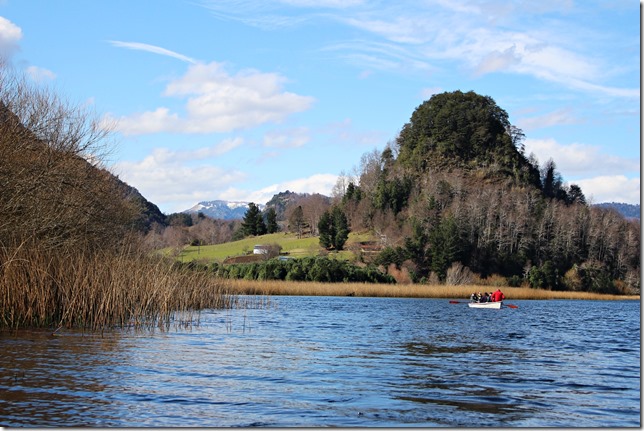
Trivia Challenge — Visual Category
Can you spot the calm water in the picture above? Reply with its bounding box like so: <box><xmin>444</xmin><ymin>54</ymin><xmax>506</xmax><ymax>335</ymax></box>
<box><xmin>0</xmin><ymin>297</ymin><xmax>640</xmax><ymax>427</ymax></box>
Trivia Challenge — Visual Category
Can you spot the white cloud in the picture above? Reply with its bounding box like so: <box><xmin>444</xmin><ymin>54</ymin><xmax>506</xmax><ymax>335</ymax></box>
<box><xmin>574</xmin><ymin>175</ymin><xmax>640</xmax><ymax>205</ymax></box>
<box><xmin>110</xmin><ymin>61</ymin><xmax>315</xmax><ymax>135</ymax></box>
<box><xmin>0</xmin><ymin>16</ymin><xmax>21</xmax><ymax>58</ymax></box>
<box><xmin>112</xmin><ymin>140</ymin><xmax>247</xmax><ymax>212</ymax></box>
<box><xmin>108</xmin><ymin>40</ymin><xmax>197</xmax><ymax>64</ymax></box>
<box><xmin>524</xmin><ymin>138</ymin><xmax>639</xmax><ymax>177</ymax></box>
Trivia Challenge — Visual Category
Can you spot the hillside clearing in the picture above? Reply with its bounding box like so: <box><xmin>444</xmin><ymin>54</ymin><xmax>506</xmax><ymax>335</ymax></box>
<box><xmin>171</xmin><ymin>231</ymin><xmax>377</xmax><ymax>263</ymax></box>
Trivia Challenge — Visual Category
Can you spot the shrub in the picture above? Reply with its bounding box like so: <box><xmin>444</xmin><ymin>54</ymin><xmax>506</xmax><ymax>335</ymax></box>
<box><xmin>507</xmin><ymin>275</ymin><xmax>522</xmax><ymax>287</ymax></box>
<box><xmin>445</xmin><ymin>262</ymin><xmax>473</xmax><ymax>285</ymax></box>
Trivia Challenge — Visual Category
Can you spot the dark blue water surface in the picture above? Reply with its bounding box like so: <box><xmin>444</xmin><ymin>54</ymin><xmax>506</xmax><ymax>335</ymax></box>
<box><xmin>0</xmin><ymin>297</ymin><xmax>640</xmax><ymax>427</ymax></box>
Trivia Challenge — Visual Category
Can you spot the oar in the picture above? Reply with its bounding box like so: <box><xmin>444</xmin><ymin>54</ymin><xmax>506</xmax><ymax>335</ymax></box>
<box><xmin>505</xmin><ymin>303</ymin><xmax>518</xmax><ymax>309</ymax></box>
<box><xmin>449</xmin><ymin>300</ymin><xmax>465</xmax><ymax>304</ymax></box>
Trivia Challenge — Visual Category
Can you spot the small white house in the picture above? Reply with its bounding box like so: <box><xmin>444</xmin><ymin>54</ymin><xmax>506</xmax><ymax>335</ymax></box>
<box><xmin>253</xmin><ymin>245</ymin><xmax>270</xmax><ymax>255</ymax></box>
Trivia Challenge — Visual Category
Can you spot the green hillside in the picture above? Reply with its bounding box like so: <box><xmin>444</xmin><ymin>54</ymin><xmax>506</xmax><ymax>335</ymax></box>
<box><xmin>175</xmin><ymin>231</ymin><xmax>375</xmax><ymax>263</ymax></box>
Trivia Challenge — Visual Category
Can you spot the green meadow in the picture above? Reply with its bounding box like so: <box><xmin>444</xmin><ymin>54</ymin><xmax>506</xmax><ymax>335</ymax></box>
<box><xmin>173</xmin><ymin>231</ymin><xmax>376</xmax><ymax>263</ymax></box>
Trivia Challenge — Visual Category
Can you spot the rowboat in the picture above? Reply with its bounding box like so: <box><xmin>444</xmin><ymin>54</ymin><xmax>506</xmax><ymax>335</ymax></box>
<box><xmin>468</xmin><ymin>301</ymin><xmax>502</xmax><ymax>309</ymax></box>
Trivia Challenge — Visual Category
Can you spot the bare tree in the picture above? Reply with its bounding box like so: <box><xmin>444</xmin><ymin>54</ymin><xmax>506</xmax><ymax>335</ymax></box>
<box><xmin>0</xmin><ymin>65</ymin><xmax>139</xmax><ymax>251</ymax></box>
<box><xmin>299</xmin><ymin>193</ymin><xmax>330</xmax><ymax>236</ymax></box>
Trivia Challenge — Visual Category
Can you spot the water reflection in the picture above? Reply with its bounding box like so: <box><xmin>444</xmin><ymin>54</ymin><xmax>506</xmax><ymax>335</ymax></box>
<box><xmin>1</xmin><ymin>330</ymin><xmax>123</xmax><ymax>426</ymax></box>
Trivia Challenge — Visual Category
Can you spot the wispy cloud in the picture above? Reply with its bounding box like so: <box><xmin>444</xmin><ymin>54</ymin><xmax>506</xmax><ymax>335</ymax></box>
<box><xmin>26</xmin><ymin>65</ymin><xmax>56</xmax><ymax>82</ymax></box>
<box><xmin>263</xmin><ymin>127</ymin><xmax>310</xmax><ymax>148</ymax></box>
<box><xmin>108</xmin><ymin>61</ymin><xmax>315</xmax><ymax>135</ymax></box>
<box><xmin>108</xmin><ymin>40</ymin><xmax>197</xmax><ymax>64</ymax></box>
<box><xmin>516</xmin><ymin>108</ymin><xmax>583</xmax><ymax>131</ymax></box>
<box><xmin>200</xmin><ymin>0</ymin><xmax>638</xmax><ymax>99</ymax></box>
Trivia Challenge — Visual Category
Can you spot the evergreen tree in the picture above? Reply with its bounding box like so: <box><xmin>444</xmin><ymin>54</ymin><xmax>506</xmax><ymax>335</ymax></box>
<box><xmin>567</xmin><ymin>184</ymin><xmax>586</xmax><ymax>205</ymax></box>
<box><xmin>241</xmin><ymin>203</ymin><xmax>265</xmax><ymax>236</ymax></box>
<box><xmin>318</xmin><ymin>206</ymin><xmax>350</xmax><ymax>250</ymax></box>
<box><xmin>332</xmin><ymin>206</ymin><xmax>350</xmax><ymax>250</ymax></box>
<box><xmin>318</xmin><ymin>211</ymin><xmax>333</xmax><ymax>249</ymax></box>
<box><xmin>266</xmin><ymin>207</ymin><xmax>279</xmax><ymax>233</ymax></box>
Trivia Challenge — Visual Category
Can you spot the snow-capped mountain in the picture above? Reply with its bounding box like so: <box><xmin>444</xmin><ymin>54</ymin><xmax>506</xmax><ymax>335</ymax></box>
<box><xmin>184</xmin><ymin>200</ymin><xmax>264</xmax><ymax>220</ymax></box>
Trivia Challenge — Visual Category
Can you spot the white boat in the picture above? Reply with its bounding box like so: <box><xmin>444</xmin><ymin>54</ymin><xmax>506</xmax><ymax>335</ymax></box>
<box><xmin>468</xmin><ymin>301</ymin><xmax>502</xmax><ymax>309</ymax></box>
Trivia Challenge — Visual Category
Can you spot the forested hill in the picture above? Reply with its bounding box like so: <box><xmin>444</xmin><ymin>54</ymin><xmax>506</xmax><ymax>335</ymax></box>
<box><xmin>334</xmin><ymin>90</ymin><xmax>639</xmax><ymax>294</ymax></box>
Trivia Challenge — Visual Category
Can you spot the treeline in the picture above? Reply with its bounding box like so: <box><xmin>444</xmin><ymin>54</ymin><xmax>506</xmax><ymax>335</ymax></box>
<box><xmin>176</xmin><ymin>256</ymin><xmax>395</xmax><ymax>284</ymax></box>
<box><xmin>333</xmin><ymin>91</ymin><xmax>639</xmax><ymax>294</ymax></box>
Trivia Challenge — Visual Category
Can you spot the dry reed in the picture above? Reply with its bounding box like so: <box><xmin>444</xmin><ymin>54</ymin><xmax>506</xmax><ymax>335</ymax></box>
<box><xmin>0</xmin><ymin>241</ymin><xmax>238</xmax><ymax>331</ymax></box>
<box><xmin>226</xmin><ymin>279</ymin><xmax>640</xmax><ymax>301</ymax></box>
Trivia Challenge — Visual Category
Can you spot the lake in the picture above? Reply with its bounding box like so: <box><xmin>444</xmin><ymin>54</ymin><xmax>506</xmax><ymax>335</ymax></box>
<box><xmin>0</xmin><ymin>296</ymin><xmax>640</xmax><ymax>427</ymax></box>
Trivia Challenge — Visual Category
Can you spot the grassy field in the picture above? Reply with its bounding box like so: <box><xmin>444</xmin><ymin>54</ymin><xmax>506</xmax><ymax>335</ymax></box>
<box><xmin>175</xmin><ymin>231</ymin><xmax>376</xmax><ymax>263</ymax></box>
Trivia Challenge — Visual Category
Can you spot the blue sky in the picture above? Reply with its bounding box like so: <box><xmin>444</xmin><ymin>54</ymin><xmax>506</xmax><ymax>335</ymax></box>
<box><xmin>0</xmin><ymin>0</ymin><xmax>639</xmax><ymax>213</ymax></box>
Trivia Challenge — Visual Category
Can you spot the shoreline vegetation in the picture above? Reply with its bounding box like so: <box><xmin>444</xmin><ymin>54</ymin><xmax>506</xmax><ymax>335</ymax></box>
<box><xmin>0</xmin><ymin>244</ymin><xmax>239</xmax><ymax>331</ymax></box>
<box><xmin>0</xmin><ymin>244</ymin><xmax>637</xmax><ymax>332</ymax></box>
<box><xmin>224</xmin><ymin>278</ymin><xmax>640</xmax><ymax>301</ymax></box>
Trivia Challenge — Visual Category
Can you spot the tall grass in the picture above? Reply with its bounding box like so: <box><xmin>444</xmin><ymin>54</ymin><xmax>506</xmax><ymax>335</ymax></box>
<box><xmin>225</xmin><ymin>279</ymin><xmax>640</xmax><ymax>301</ymax></box>
<box><xmin>0</xmin><ymin>241</ymin><xmax>238</xmax><ymax>331</ymax></box>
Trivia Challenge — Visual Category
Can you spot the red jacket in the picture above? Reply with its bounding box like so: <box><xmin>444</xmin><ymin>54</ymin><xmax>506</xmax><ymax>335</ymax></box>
<box><xmin>492</xmin><ymin>290</ymin><xmax>505</xmax><ymax>302</ymax></box>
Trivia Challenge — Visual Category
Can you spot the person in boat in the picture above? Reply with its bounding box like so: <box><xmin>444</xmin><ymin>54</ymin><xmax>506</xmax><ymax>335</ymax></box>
<box><xmin>491</xmin><ymin>289</ymin><xmax>505</xmax><ymax>302</ymax></box>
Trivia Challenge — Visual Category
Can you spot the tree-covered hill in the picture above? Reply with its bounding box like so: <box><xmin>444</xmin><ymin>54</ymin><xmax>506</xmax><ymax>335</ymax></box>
<box><xmin>336</xmin><ymin>91</ymin><xmax>639</xmax><ymax>294</ymax></box>
<box><xmin>143</xmin><ymin>90</ymin><xmax>638</xmax><ymax>295</ymax></box>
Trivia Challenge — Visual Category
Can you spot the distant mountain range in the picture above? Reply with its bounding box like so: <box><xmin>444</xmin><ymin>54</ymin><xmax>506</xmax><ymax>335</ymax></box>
<box><xmin>183</xmin><ymin>191</ymin><xmax>316</xmax><ymax>220</ymax></box>
<box><xmin>184</xmin><ymin>200</ymin><xmax>264</xmax><ymax>220</ymax></box>
<box><xmin>183</xmin><ymin>198</ymin><xmax>639</xmax><ymax>221</ymax></box>
<box><xmin>594</xmin><ymin>202</ymin><xmax>640</xmax><ymax>220</ymax></box>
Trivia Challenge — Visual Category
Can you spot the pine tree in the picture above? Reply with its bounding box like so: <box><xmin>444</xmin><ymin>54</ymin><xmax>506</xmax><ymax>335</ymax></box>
<box><xmin>318</xmin><ymin>206</ymin><xmax>350</xmax><ymax>250</ymax></box>
<box><xmin>241</xmin><ymin>203</ymin><xmax>265</xmax><ymax>236</ymax></box>
<box><xmin>266</xmin><ymin>207</ymin><xmax>279</xmax><ymax>234</ymax></box>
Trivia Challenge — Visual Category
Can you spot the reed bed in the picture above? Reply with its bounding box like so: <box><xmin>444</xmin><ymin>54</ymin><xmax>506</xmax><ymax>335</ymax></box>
<box><xmin>226</xmin><ymin>279</ymin><xmax>640</xmax><ymax>301</ymax></box>
<box><xmin>0</xmin><ymin>242</ymin><xmax>238</xmax><ymax>331</ymax></box>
